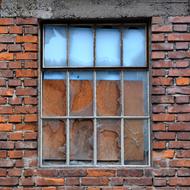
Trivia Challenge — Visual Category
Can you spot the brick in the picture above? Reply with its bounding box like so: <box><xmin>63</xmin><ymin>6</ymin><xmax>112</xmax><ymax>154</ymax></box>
<box><xmin>0</xmin><ymin>44</ymin><xmax>7</xmax><ymax>52</ymax></box>
<box><xmin>0</xmin><ymin>89</ymin><xmax>14</xmax><ymax>96</ymax></box>
<box><xmin>169</xmin><ymin>141</ymin><xmax>190</xmax><ymax>149</ymax></box>
<box><xmin>168</xmin><ymin>51</ymin><xmax>190</xmax><ymax>59</ymax></box>
<box><xmin>24</xmin><ymin>114</ymin><xmax>37</xmax><ymax>122</ymax></box>
<box><xmin>9</xmin><ymin>26</ymin><xmax>23</xmax><ymax>34</ymax></box>
<box><xmin>0</xmin><ymin>36</ymin><xmax>15</xmax><ymax>43</ymax></box>
<box><xmin>0</xmin><ymin>160</ymin><xmax>14</xmax><ymax>167</ymax></box>
<box><xmin>152</xmin><ymin>34</ymin><xmax>165</xmax><ymax>42</ymax></box>
<box><xmin>65</xmin><ymin>177</ymin><xmax>80</xmax><ymax>186</ymax></box>
<box><xmin>117</xmin><ymin>169</ymin><xmax>143</xmax><ymax>177</ymax></box>
<box><xmin>16</xmin><ymin>52</ymin><xmax>37</xmax><ymax>60</ymax></box>
<box><xmin>177</xmin><ymin>132</ymin><xmax>190</xmax><ymax>140</ymax></box>
<box><xmin>168</xmin><ymin>177</ymin><xmax>190</xmax><ymax>186</ymax></box>
<box><xmin>35</xmin><ymin>177</ymin><xmax>65</xmax><ymax>186</ymax></box>
<box><xmin>24</xmin><ymin>26</ymin><xmax>38</xmax><ymax>34</ymax></box>
<box><xmin>153</xmin><ymin>178</ymin><xmax>166</xmax><ymax>186</ymax></box>
<box><xmin>152</xmin><ymin>77</ymin><xmax>172</xmax><ymax>86</ymax></box>
<box><xmin>24</xmin><ymin>79</ymin><xmax>37</xmax><ymax>86</ymax></box>
<box><xmin>81</xmin><ymin>177</ymin><xmax>109</xmax><ymax>186</ymax></box>
<box><xmin>177</xmin><ymin>169</ymin><xmax>190</xmax><ymax>176</ymax></box>
<box><xmin>8</xmin><ymin>61</ymin><xmax>22</xmax><ymax>69</ymax></box>
<box><xmin>175</xmin><ymin>42</ymin><xmax>189</xmax><ymax>50</ymax></box>
<box><xmin>152</xmin><ymin>96</ymin><xmax>174</xmax><ymax>104</ymax></box>
<box><xmin>87</xmin><ymin>169</ymin><xmax>116</xmax><ymax>177</ymax></box>
<box><xmin>167</xmin><ymin>86</ymin><xmax>190</xmax><ymax>95</ymax></box>
<box><xmin>16</xmin><ymin>18</ymin><xmax>38</xmax><ymax>25</ymax></box>
<box><xmin>0</xmin><ymin>18</ymin><xmax>14</xmax><ymax>25</ymax></box>
<box><xmin>152</xmin><ymin>25</ymin><xmax>172</xmax><ymax>32</ymax></box>
<box><xmin>175</xmin><ymin>60</ymin><xmax>189</xmax><ymax>68</ymax></box>
<box><xmin>0</xmin><ymin>27</ymin><xmax>8</xmax><ymax>33</ymax></box>
<box><xmin>152</xmin><ymin>52</ymin><xmax>165</xmax><ymax>59</ymax></box>
<box><xmin>152</xmin><ymin>43</ymin><xmax>173</xmax><ymax>51</ymax></box>
<box><xmin>0</xmin><ymin>53</ymin><xmax>14</xmax><ymax>60</ymax></box>
<box><xmin>153</xmin><ymin>169</ymin><xmax>175</xmax><ymax>177</ymax></box>
<box><xmin>16</xmin><ymin>88</ymin><xmax>37</xmax><ymax>96</ymax></box>
<box><xmin>15</xmin><ymin>141</ymin><xmax>37</xmax><ymax>149</ymax></box>
<box><xmin>153</xmin><ymin>141</ymin><xmax>166</xmax><ymax>149</ymax></box>
<box><xmin>0</xmin><ymin>106</ymin><xmax>13</xmax><ymax>114</ymax></box>
<box><xmin>23</xmin><ymin>132</ymin><xmax>37</xmax><ymax>140</ymax></box>
<box><xmin>0</xmin><ymin>124</ymin><xmax>13</xmax><ymax>132</ymax></box>
<box><xmin>152</xmin><ymin>123</ymin><xmax>166</xmax><ymax>131</ymax></box>
<box><xmin>8</xmin><ymin>168</ymin><xmax>22</xmax><ymax>177</ymax></box>
<box><xmin>23</xmin><ymin>61</ymin><xmax>38</xmax><ymax>68</ymax></box>
<box><xmin>23</xmin><ymin>43</ymin><xmax>38</xmax><ymax>51</ymax></box>
<box><xmin>177</xmin><ymin>150</ymin><xmax>190</xmax><ymax>158</ymax></box>
<box><xmin>152</xmin><ymin>114</ymin><xmax>175</xmax><ymax>122</ymax></box>
<box><xmin>153</xmin><ymin>150</ymin><xmax>175</xmax><ymax>160</ymax></box>
<box><xmin>8</xmin><ymin>150</ymin><xmax>23</xmax><ymax>158</ymax></box>
<box><xmin>16</xmin><ymin>36</ymin><xmax>38</xmax><ymax>43</ymax></box>
<box><xmin>24</xmin><ymin>97</ymin><xmax>37</xmax><ymax>105</ymax></box>
<box><xmin>169</xmin><ymin>16</ymin><xmax>190</xmax><ymax>23</ymax></box>
<box><xmin>177</xmin><ymin>114</ymin><xmax>190</xmax><ymax>121</ymax></box>
<box><xmin>168</xmin><ymin>105</ymin><xmax>190</xmax><ymax>113</ymax></box>
<box><xmin>152</xmin><ymin>87</ymin><xmax>165</xmax><ymax>95</ymax></box>
<box><xmin>154</xmin><ymin>132</ymin><xmax>176</xmax><ymax>140</ymax></box>
<box><xmin>168</xmin><ymin>123</ymin><xmax>190</xmax><ymax>131</ymax></box>
<box><xmin>9</xmin><ymin>132</ymin><xmax>23</xmax><ymax>140</ymax></box>
<box><xmin>0</xmin><ymin>177</ymin><xmax>18</xmax><ymax>186</ymax></box>
<box><xmin>168</xmin><ymin>34</ymin><xmax>190</xmax><ymax>41</ymax></box>
<box><xmin>9</xmin><ymin>44</ymin><xmax>22</xmax><ymax>52</ymax></box>
<box><xmin>8</xmin><ymin>79</ymin><xmax>22</xmax><ymax>87</ymax></box>
<box><xmin>176</xmin><ymin>77</ymin><xmax>190</xmax><ymax>85</ymax></box>
<box><xmin>173</xmin><ymin>24</ymin><xmax>188</xmax><ymax>32</ymax></box>
<box><xmin>16</xmin><ymin>70</ymin><xmax>37</xmax><ymax>77</ymax></box>
<box><xmin>152</xmin><ymin>61</ymin><xmax>173</xmax><ymax>68</ymax></box>
<box><xmin>20</xmin><ymin>177</ymin><xmax>34</xmax><ymax>186</ymax></box>
<box><xmin>124</xmin><ymin>178</ymin><xmax>152</xmax><ymax>186</ymax></box>
<box><xmin>15</xmin><ymin>106</ymin><xmax>37</xmax><ymax>114</ymax></box>
<box><xmin>9</xmin><ymin>97</ymin><xmax>22</xmax><ymax>105</ymax></box>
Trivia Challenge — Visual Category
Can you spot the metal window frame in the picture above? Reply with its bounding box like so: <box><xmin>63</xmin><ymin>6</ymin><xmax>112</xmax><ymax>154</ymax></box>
<box><xmin>39</xmin><ymin>21</ymin><xmax>151</xmax><ymax>168</ymax></box>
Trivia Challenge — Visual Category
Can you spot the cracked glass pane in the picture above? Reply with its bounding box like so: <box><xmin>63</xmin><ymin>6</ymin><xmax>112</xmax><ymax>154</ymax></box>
<box><xmin>42</xmin><ymin>71</ymin><xmax>66</xmax><ymax>116</ymax></box>
<box><xmin>97</xmin><ymin>119</ymin><xmax>121</xmax><ymax>163</ymax></box>
<box><xmin>124</xmin><ymin>119</ymin><xmax>148</xmax><ymax>165</ymax></box>
<box><xmin>124</xmin><ymin>71</ymin><xmax>148</xmax><ymax>116</ymax></box>
<box><xmin>96</xmin><ymin>71</ymin><xmax>121</xmax><ymax>116</ymax></box>
<box><xmin>42</xmin><ymin>119</ymin><xmax>66</xmax><ymax>161</ymax></box>
<box><xmin>70</xmin><ymin>71</ymin><xmax>93</xmax><ymax>116</ymax></box>
<box><xmin>96</xmin><ymin>28</ymin><xmax>120</xmax><ymax>66</ymax></box>
<box><xmin>70</xmin><ymin>119</ymin><xmax>93</xmax><ymax>163</ymax></box>
<box><xmin>44</xmin><ymin>25</ymin><xmax>67</xmax><ymax>67</ymax></box>
<box><xmin>123</xmin><ymin>27</ymin><xmax>146</xmax><ymax>67</ymax></box>
<box><xmin>69</xmin><ymin>27</ymin><xmax>93</xmax><ymax>67</ymax></box>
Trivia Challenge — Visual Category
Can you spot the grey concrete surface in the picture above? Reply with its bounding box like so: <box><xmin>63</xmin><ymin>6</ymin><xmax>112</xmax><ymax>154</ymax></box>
<box><xmin>0</xmin><ymin>0</ymin><xmax>189</xmax><ymax>18</ymax></box>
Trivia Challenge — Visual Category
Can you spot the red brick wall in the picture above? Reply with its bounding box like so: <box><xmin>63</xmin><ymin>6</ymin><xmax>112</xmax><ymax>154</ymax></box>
<box><xmin>0</xmin><ymin>16</ymin><xmax>189</xmax><ymax>189</ymax></box>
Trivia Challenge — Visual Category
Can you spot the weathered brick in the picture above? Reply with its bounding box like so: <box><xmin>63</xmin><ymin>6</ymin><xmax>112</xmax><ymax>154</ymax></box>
<box><xmin>0</xmin><ymin>177</ymin><xmax>18</xmax><ymax>186</ymax></box>
<box><xmin>35</xmin><ymin>177</ymin><xmax>65</xmax><ymax>186</ymax></box>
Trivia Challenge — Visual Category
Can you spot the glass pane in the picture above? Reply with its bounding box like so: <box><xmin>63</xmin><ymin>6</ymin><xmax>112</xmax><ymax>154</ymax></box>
<box><xmin>124</xmin><ymin>119</ymin><xmax>148</xmax><ymax>165</ymax></box>
<box><xmin>70</xmin><ymin>27</ymin><xmax>93</xmax><ymax>67</ymax></box>
<box><xmin>124</xmin><ymin>71</ymin><xmax>148</xmax><ymax>116</ymax></box>
<box><xmin>123</xmin><ymin>27</ymin><xmax>146</xmax><ymax>67</ymax></box>
<box><xmin>96</xmin><ymin>28</ymin><xmax>120</xmax><ymax>66</ymax></box>
<box><xmin>96</xmin><ymin>71</ymin><xmax>121</xmax><ymax>116</ymax></box>
<box><xmin>70</xmin><ymin>71</ymin><xmax>93</xmax><ymax>116</ymax></box>
<box><xmin>42</xmin><ymin>71</ymin><xmax>66</xmax><ymax>116</ymax></box>
<box><xmin>97</xmin><ymin>119</ymin><xmax>120</xmax><ymax>163</ymax></box>
<box><xmin>70</xmin><ymin>119</ymin><xmax>93</xmax><ymax>163</ymax></box>
<box><xmin>44</xmin><ymin>25</ymin><xmax>67</xmax><ymax>67</ymax></box>
<box><xmin>42</xmin><ymin>119</ymin><xmax>66</xmax><ymax>161</ymax></box>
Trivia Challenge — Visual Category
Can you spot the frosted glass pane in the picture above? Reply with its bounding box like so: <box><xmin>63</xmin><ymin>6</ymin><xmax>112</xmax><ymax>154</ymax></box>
<box><xmin>123</xmin><ymin>27</ymin><xmax>146</xmax><ymax>67</ymax></box>
<box><xmin>43</xmin><ymin>71</ymin><xmax>66</xmax><ymax>80</ymax></box>
<box><xmin>96</xmin><ymin>28</ymin><xmax>120</xmax><ymax>66</ymax></box>
<box><xmin>70</xmin><ymin>27</ymin><xmax>93</xmax><ymax>67</ymax></box>
<box><xmin>44</xmin><ymin>25</ymin><xmax>67</xmax><ymax>67</ymax></box>
<box><xmin>96</xmin><ymin>71</ymin><xmax>120</xmax><ymax>80</ymax></box>
<box><xmin>124</xmin><ymin>71</ymin><xmax>148</xmax><ymax>116</ymax></box>
<box><xmin>70</xmin><ymin>71</ymin><xmax>93</xmax><ymax>80</ymax></box>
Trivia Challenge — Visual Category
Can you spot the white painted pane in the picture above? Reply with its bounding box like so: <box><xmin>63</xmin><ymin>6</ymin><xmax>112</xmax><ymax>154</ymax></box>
<box><xmin>70</xmin><ymin>27</ymin><xmax>93</xmax><ymax>67</ymax></box>
<box><xmin>123</xmin><ymin>27</ymin><xmax>146</xmax><ymax>67</ymax></box>
<box><xmin>44</xmin><ymin>25</ymin><xmax>67</xmax><ymax>67</ymax></box>
<box><xmin>96</xmin><ymin>28</ymin><xmax>120</xmax><ymax>67</ymax></box>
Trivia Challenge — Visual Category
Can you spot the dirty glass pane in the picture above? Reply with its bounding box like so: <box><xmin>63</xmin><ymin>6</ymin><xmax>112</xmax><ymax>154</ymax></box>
<box><xmin>124</xmin><ymin>119</ymin><xmax>148</xmax><ymax>165</ymax></box>
<box><xmin>96</xmin><ymin>28</ymin><xmax>120</xmax><ymax>66</ymax></box>
<box><xmin>69</xmin><ymin>27</ymin><xmax>93</xmax><ymax>67</ymax></box>
<box><xmin>42</xmin><ymin>119</ymin><xmax>66</xmax><ymax>161</ymax></box>
<box><xmin>70</xmin><ymin>71</ymin><xmax>93</xmax><ymax>116</ymax></box>
<box><xmin>97</xmin><ymin>119</ymin><xmax>121</xmax><ymax>163</ymax></box>
<box><xmin>96</xmin><ymin>71</ymin><xmax>121</xmax><ymax>116</ymax></box>
<box><xmin>44</xmin><ymin>25</ymin><xmax>67</xmax><ymax>67</ymax></box>
<box><xmin>42</xmin><ymin>71</ymin><xmax>66</xmax><ymax>116</ymax></box>
<box><xmin>124</xmin><ymin>71</ymin><xmax>148</xmax><ymax>116</ymax></box>
<box><xmin>70</xmin><ymin>119</ymin><xmax>93</xmax><ymax>163</ymax></box>
<box><xmin>123</xmin><ymin>27</ymin><xmax>146</xmax><ymax>67</ymax></box>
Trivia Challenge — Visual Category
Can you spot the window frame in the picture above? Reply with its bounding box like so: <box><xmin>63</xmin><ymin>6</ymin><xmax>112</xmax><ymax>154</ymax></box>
<box><xmin>39</xmin><ymin>19</ymin><xmax>151</xmax><ymax>168</ymax></box>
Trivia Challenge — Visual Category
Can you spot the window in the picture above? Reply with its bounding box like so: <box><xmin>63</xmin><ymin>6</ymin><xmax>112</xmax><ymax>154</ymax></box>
<box><xmin>40</xmin><ymin>22</ymin><xmax>150</xmax><ymax>167</ymax></box>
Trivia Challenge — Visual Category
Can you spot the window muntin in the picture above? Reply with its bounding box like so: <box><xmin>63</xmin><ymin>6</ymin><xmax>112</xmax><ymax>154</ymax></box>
<box><xmin>41</xmin><ymin>23</ymin><xmax>150</xmax><ymax>167</ymax></box>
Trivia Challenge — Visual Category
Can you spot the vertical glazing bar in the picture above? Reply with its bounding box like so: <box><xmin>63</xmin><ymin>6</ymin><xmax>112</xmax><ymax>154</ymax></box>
<box><xmin>66</xmin><ymin>71</ymin><xmax>70</xmax><ymax>165</ymax></box>
<box><xmin>121</xmin><ymin>70</ymin><xmax>124</xmax><ymax>165</ymax></box>
<box><xmin>120</xmin><ymin>26</ymin><xmax>123</xmax><ymax>66</ymax></box>
<box><xmin>40</xmin><ymin>73</ymin><xmax>43</xmax><ymax>166</ymax></box>
<box><xmin>67</xmin><ymin>24</ymin><xmax>69</xmax><ymax>67</ymax></box>
<box><xmin>93</xmin><ymin>27</ymin><xmax>97</xmax><ymax>165</ymax></box>
<box><xmin>147</xmin><ymin>71</ymin><xmax>150</xmax><ymax>166</ymax></box>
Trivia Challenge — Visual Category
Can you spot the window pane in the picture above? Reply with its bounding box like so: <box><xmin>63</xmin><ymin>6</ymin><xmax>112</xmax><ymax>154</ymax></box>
<box><xmin>42</xmin><ymin>119</ymin><xmax>66</xmax><ymax>161</ymax></box>
<box><xmin>96</xmin><ymin>71</ymin><xmax>121</xmax><ymax>116</ymax></box>
<box><xmin>96</xmin><ymin>28</ymin><xmax>120</xmax><ymax>66</ymax></box>
<box><xmin>97</xmin><ymin>119</ymin><xmax>120</xmax><ymax>163</ymax></box>
<box><xmin>42</xmin><ymin>71</ymin><xmax>66</xmax><ymax>116</ymax></box>
<box><xmin>70</xmin><ymin>119</ymin><xmax>93</xmax><ymax>163</ymax></box>
<box><xmin>70</xmin><ymin>27</ymin><xmax>93</xmax><ymax>67</ymax></box>
<box><xmin>70</xmin><ymin>71</ymin><xmax>93</xmax><ymax>116</ymax></box>
<box><xmin>124</xmin><ymin>119</ymin><xmax>148</xmax><ymax>165</ymax></box>
<box><xmin>124</xmin><ymin>71</ymin><xmax>148</xmax><ymax>116</ymax></box>
<box><xmin>44</xmin><ymin>25</ymin><xmax>67</xmax><ymax>67</ymax></box>
<box><xmin>123</xmin><ymin>27</ymin><xmax>146</xmax><ymax>67</ymax></box>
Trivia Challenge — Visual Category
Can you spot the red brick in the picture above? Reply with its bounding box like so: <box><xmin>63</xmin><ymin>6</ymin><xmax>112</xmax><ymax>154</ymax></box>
<box><xmin>152</xmin><ymin>60</ymin><xmax>173</xmax><ymax>68</ymax></box>
<box><xmin>152</xmin><ymin>25</ymin><xmax>172</xmax><ymax>32</ymax></box>
<box><xmin>23</xmin><ymin>132</ymin><xmax>37</xmax><ymax>140</ymax></box>
<box><xmin>9</xmin><ymin>44</ymin><xmax>22</xmax><ymax>52</ymax></box>
<box><xmin>167</xmin><ymin>86</ymin><xmax>190</xmax><ymax>95</ymax></box>
<box><xmin>176</xmin><ymin>77</ymin><xmax>190</xmax><ymax>86</ymax></box>
<box><xmin>0</xmin><ymin>124</ymin><xmax>13</xmax><ymax>132</ymax></box>
<box><xmin>0</xmin><ymin>44</ymin><xmax>7</xmax><ymax>52</ymax></box>
<box><xmin>8</xmin><ymin>150</ymin><xmax>23</xmax><ymax>158</ymax></box>
<box><xmin>0</xmin><ymin>106</ymin><xmax>13</xmax><ymax>114</ymax></box>
<box><xmin>8</xmin><ymin>168</ymin><xmax>22</xmax><ymax>177</ymax></box>
<box><xmin>152</xmin><ymin>43</ymin><xmax>173</xmax><ymax>51</ymax></box>
<box><xmin>168</xmin><ymin>177</ymin><xmax>190</xmax><ymax>186</ymax></box>
<box><xmin>175</xmin><ymin>60</ymin><xmax>189</xmax><ymax>68</ymax></box>
<box><xmin>177</xmin><ymin>132</ymin><xmax>190</xmax><ymax>140</ymax></box>
<box><xmin>24</xmin><ymin>114</ymin><xmax>37</xmax><ymax>122</ymax></box>
<box><xmin>0</xmin><ymin>36</ymin><xmax>15</xmax><ymax>43</ymax></box>
<box><xmin>24</xmin><ymin>97</ymin><xmax>37</xmax><ymax>105</ymax></box>
<box><xmin>152</xmin><ymin>114</ymin><xmax>175</xmax><ymax>122</ymax></box>
<box><xmin>20</xmin><ymin>177</ymin><xmax>34</xmax><ymax>186</ymax></box>
<box><xmin>169</xmin><ymin>141</ymin><xmax>190</xmax><ymax>149</ymax></box>
<box><xmin>35</xmin><ymin>177</ymin><xmax>65</xmax><ymax>186</ymax></box>
<box><xmin>169</xmin><ymin>16</ymin><xmax>190</xmax><ymax>23</ymax></box>
<box><xmin>0</xmin><ymin>53</ymin><xmax>14</xmax><ymax>60</ymax></box>
<box><xmin>173</xmin><ymin>24</ymin><xmax>188</xmax><ymax>32</ymax></box>
<box><xmin>23</xmin><ymin>61</ymin><xmax>38</xmax><ymax>68</ymax></box>
<box><xmin>152</xmin><ymin>17</ymin><xmax>164</xmax><ymax>24</ymax></box>
<box><xmin>168</xmin><ymin>123</ymin><xmax>190</xmax><ymax>131</ymax></box>
<box><xmin>154</xmin><ymin>132</ymin><xmax>176</xmax><ymax>140</ymax></box>
<box><xmin>16</xmin><ymin>88</ymin><xmax>37</xmax><ymax>96</ymax></box>
<box><xmin>168</xmin><ymin>33</ymin><xmax>190</xmax><ymax>41</ymax></box>
<box><xmin>0</xmin><ymin>160</ymin><xmax>14</xmax><ymax>167</ymax></box>
<box><xmin>152</xmin><ymin>77</ymin><xmax>172</xmax><ymax>86</ymax></box>
<box><xmin>0</xmin><ymin>177</ymin><xmax>18</xmax><ymax>186</ymax></box>
<box><xmin>177</xmin><ymin>114</ymin><xmax>190</xmax><ymax>121</ymax></box>
<box><xmin>0</xmin><ymin>18</ymin><xmax>14</xmax><ymax>25</ymax></box>
<box><xmin>16</xmin><ymin>36</ymin><xmax>38</xmax><ymax>43</ymax></box>
<box><xmin>0</xmin><ymin>27</ymin><xmax>8</xmax><ymax>33</ymax></box>
<box><xmin>81</xmin><ymin>177</ymin><xmax>109</xmax><ymax>186</ymax></box>
<box><xmin>15</xmin><ymin>106</ymin><xmax>37</xmax><ymax>114</ymax></box>
<box><xmin>15</xmin><ymin>52</ymin><xmax>37</xmax><ymax>60</ymax></box>
<box><xmin>9</xmin><ymin>97</ymin><xmax>22</xmax><ymax>105</ymax></box>
<box><xmin>9</xmin><ymin>132</ymin><xmax>23</xmax><ymax>140</ymax></box>
<box><xmin>124</xmin><ymin>178</ymin><xmax>152</xmax><ymax>186</ymax></box>
<box><xmin>177</xmin><ymin>168</ymin><xmax>190</xmax><ymax>176</ymax></box>
<box><xmin>16</xmin><ymin>70</ymin><xmax>37</xmax><ymax>77</ymax></box>
<box><xmin>152</xmin><ymin>95</ymin><xmax>174</xmax><ymax>104</ymax></box>
<box><xmin>23</xmin><ymin>43</ymin><xmax>38</xmax><ymax>51</ymax></box>
<box><xmin>152</xmin><ymin>34</ymin><xmax>165</xmax><ymax>42</ymax></box>
<box><xmin>8</xmin><ymin>61</ymin><xmax>22</xmax><ymax>69</ymax></box>
<box><xmin>168</xmin><ymin>51</ymin><xmax>190</xmax><ymax>59</ymax></box>
<box><xmin>117</xmin><ymin>169</ymin><xmax>143</xmax><ymax>177</ymax></box>
<box><xmin>176</xmin><ymin>42</ymin><xmax>189</xmax><ymax>50</ymax></box>
<box><xmin>153</xmin><ymin>178</ymin><xmax>166</xmax><ymax>186</ymax></box>
<box><xmin>175</xmin><ymin>96</ymin><xmax>189</xmax><ymax>103</ymax></box>
<box><xmin>8</xmin><ymin>79</ymin><xmax>22</xmax><ymax>87</ymax></box>
<box><xmin>87</xmin><ymin>169</ymin><xmax>115</xmax><ymax>177</ymax></box>
<box><xmin>9</xmin><ymin>26</ymin><xmax>23</xmax><ymax>34</ymax></box>
<box><xmin>152</xmin><ymin>52</ymin><xmax>165</xmax><ymax>59</ymax></box>
<box><xmin>16</xmin><ymin>18</ymin><xmax>38</xmax><ymax>25</ymax></box>
<box><xmin>168</xmin><ymin>105</ymin><xmax>190</xmax><ymax>113</ymax></box>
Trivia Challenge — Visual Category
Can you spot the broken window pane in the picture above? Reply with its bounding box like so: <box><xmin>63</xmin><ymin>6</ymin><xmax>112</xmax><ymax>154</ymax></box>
<box><xmin>69</xmin><ymin>27</ymin><xmax>93</xmax><ymax>67</ymax></box>
<box><xmin>70</xmin><ymin>119</ymin><xmax>93</xmax><ymax>163</ymax></box>
<box><xmin>42</xmin><ymin>119</ymin><xmax>66</xmax><ymax>161</ymax></box>
<box><xmin>124</xmin><ymin>71</ymin><xmax>148</xmax><ymax>116</ymax></box>
<box><xmin>124</xmin><ymin>119</ymin><xmax>148</xmax><ymax>165</ymax></box>
<box><xmin>44</xmin><ymin>25</ymin><xmax>67</xmax><ymax>67</ymax></box>
<box><xmin>70</xmin><ymin>71</ymin><xmax>93</xmax><ymax>116</ymax></box>
<box><xmin>97</xmin><ymin>119</ymin><xmax>121</xmax><ymax>163</ymax></box>
<box><xmin>96</xmin><ymin>71</ymin><xmax>121</xmax><ymax>116</ymax></box>
<box><xmin>42</xmin><ymin>71</ymin><xmax>66</xmax><ymax>116</ymax></box>
<box><xmin>123</xmin><ymin>27</ymin><xmax>146</xmax><ymax>67</ymax></box>
<box><xmin>96</xmin><ymin>28</ymin><xmax>120</xmax><ymax>66</ymax></box>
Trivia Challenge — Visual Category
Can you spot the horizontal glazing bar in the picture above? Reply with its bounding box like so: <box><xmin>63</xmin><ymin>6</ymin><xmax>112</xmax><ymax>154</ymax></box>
<box><xmin>42</xmin><ymin>116</ymin><xmax>150</xmax><ymax>119</ymax></box>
